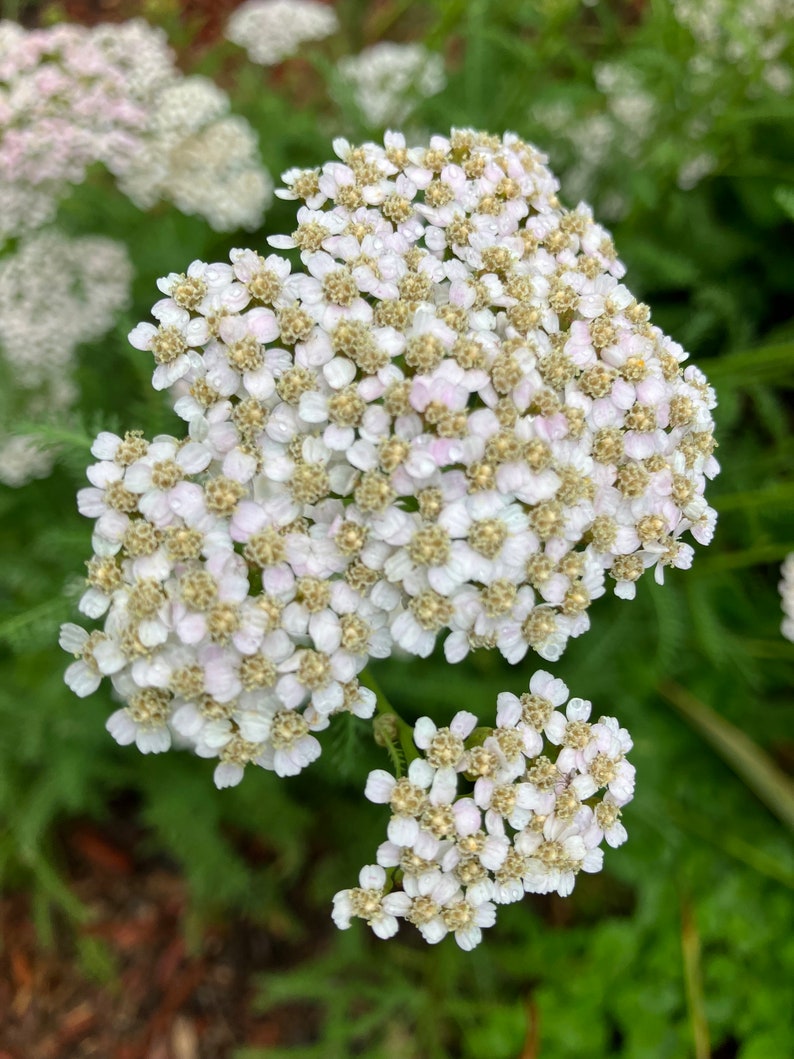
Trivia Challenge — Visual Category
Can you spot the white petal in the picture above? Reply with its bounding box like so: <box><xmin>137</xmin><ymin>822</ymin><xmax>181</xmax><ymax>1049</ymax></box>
<box><xmin>136</xmin><ymin>727</ymin><xmax>171</xmax><ymax>754</ymax></box>
<box><xmin>59</xmin><ymin>623</ymin><xmax>87</xmax><ymax>653</ymax></box>
<box><xmin>214</xmin><ymin>762</ymin><xmax>244</xmax><ymax>788</ymax></box>
<box><xmin>65</xmin><ymin>661</ymin><xmax>101</xmax><ymax>697</ymax></box>
<box><xmin>455</xmin><ymin>925</ymin><xmax>483</xmax><ymax>951</ymax></box>
<box><xmin>358</xmin><ymin>864</ymin><xmax>386</xmax><ymax>889</ymax></box>
<box><xmin>450</xmin><ymin>710</ymin><xmax>478</xmax><ymax>739</ymax></box>
<box><xmin>370</xmin><ymin>914</ymin><xmax>399</xmax><ymax>940</ymax></box>
<box><xmin>419</xmin><ymin>919</ymin><xmax>447</xmax><ymax>944</ymax></box>
<box><xmin>106</xmin><ymin>709</ymin><xmax>136</xmax><ymax>745</ymax></box>
<box><xmin>566</xmin><ymin>697</ymin><xmax>591</xmax><ymax>722</ymax></box>
<box><xmin>429</xmin><ymin>767</ymin><xmax>458</xmax><ymax>806</ymax></box>
<box><xmin>365</xmin><ymin>769</ymin><xmax>397</xmax><ymax>803</ymax></box>
<box><xmin>387</xmin><ymin>815</ymin><xmax>419</xmax><ymax>846</ymax></box>
<box><xmin>382</xmin><ymin>892</ymin><xmax>412</xmax><ymax>917</ymax></box>
<box><xmin>92</xmin><ymin>640</ymin><xmax>126</xmax><ymax>675</ymax></box>
<box><xmin>413</xmin><ymin>716</ymin><xmax>437</xmax><ymax>749</ymax></box>
<box><xmin>407</xmin><ymin>757</ymin><xmax>434</xmax><ymax>788</ymax></box>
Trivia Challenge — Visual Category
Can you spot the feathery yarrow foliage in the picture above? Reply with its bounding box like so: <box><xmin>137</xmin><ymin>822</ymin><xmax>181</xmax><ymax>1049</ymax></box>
<box><xmin>62</xmin><ymin>128</ymin><xmax>717</xmax><ymax>943</ymax></box>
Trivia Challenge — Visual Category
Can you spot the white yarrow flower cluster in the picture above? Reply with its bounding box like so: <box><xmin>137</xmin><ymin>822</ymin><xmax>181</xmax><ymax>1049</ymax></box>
<box><xmin>226</xmin><ymin>0</ymin><xmax>338</xmax><ymax>66</ymax></box>
<box><xmin>674</xmin><ymin>0</ymin><xmax>792</xmax><ymax>83</ymax></box>
<box><xmin>0</xmin><ymin>229</ymin><xmax>132</xmax><ymax>485</ymax></box>
<box><xmin>117</xmin><ymin>76</ymin><xmax>273</xmax><ymax>232</ymax></box>
<box><xmin>61</xmin><ymin>128</ymin><xmax>717</xmax><ymax>789</ymax></box>
<box><xmin>338</xmin><ymin>43</ymin><xmax>446</xmax><ymax>127</ymax></box>
<box><xmin>333</xmin><ymin>672</ymin><xmax>634</xmax><ymax>948</ymax></box>
<box><xmin>780</xmin><ymin>554</ymin><xmax>794</xmax><ymax>643</ymax></box>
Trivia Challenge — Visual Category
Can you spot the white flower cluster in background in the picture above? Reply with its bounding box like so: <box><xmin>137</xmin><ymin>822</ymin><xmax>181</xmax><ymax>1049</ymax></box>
<box><xmin>0</xmin><ymin>19</ymin><xmax>171</xmax><ymax>240</ymax></box>
<box><xmin>61</xmin><ymin>128</ymin><xmax>718</xmax><ymax>791</ymax></box>
<box><xmin>338</xmin><ymin>43</ymin><xmax>446</xmax><ymax>127</ymax></box>
<box><xmin>673</xmin><ymin>0</ymin><xmax>792</xmax><ymax>92</ymax></box>
<box><xmin>529</xmin><ymin>0</ymin><xmax>791</xmax><ymax>210</ymax></box>
<box><xmin>0</xmin><ymin>229</ymin><xmax>132</xmax><ymax>486</ymax></box>
<box><xmin>226</xmin><ymin>0</ymin><xmax>338</xmax><ymax>66</ymax></box>
<box><xmin>780</xmin><ymin>555</ymin><xmax>794</xmax><ymax>642</ymax></box>
<box><xmin>117</xmin><ymin>76</ymin><xmax>273</xmax><ymax>232</ymax></box>
<box><xmin>333</xmin><ymin>672</ymin><xmax>634</xmax><ymax>948</ymax></box>
<box><xmin>0</xmin><ymin>18</ymin><xmax>271</xmax><ymax>239</ymax></box>
<box><xmin>531</xmin><ymin>62</ymin><xmax>660</xmax><ymax>213</ymax></box>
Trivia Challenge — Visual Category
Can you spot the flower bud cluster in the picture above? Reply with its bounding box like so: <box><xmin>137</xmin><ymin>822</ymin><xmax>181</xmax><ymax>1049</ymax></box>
<box><xmin>0</xmin><ymin>18</ymin><xmax>270</xmax><ymax>239</ymax></box>
<box><xmin>62</xmin><ymin>127</ymin><xmax>717</xmax><ymax>787</ymax></box>
<box><xmin>333</xmin><ymin>671</ymin><xmax>634</xmax><ymax>948</ymax></box>
<box><xmin>225</xmin><ymin>0</ymin><xmax>339</xmax><ymax>66</ymax></box>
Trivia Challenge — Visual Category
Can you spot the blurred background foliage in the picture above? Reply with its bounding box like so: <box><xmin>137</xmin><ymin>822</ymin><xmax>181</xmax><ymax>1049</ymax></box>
<box><xmin>1</xmin><ymin>0</ymin><xmax>793</xmax><ymax>1055</ymax></box>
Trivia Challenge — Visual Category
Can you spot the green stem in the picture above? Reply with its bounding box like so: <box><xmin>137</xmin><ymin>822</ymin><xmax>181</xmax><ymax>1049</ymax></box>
<box><xmin>715</xmin><ymin>482</ymin><xmax>794</xmax><ymax>512</ymax></box>
<box><xmin>693</xmin><ymin>541</ymin><xmax>794</xmax><ymax>575</ymax></box>
<box><xmin>680</xmin><ymin>895</ymin><xmax>712</xmax><ymax>1059</ymax></box>
<box><xmin>742</xmin><ymin>639</ymin><xmax>794</xmax><ymax>660</ymax></box>
<box><xmin>361</xmin><ymin>665</ymin><xmax>419</xmax><ymax>772</ymax></box>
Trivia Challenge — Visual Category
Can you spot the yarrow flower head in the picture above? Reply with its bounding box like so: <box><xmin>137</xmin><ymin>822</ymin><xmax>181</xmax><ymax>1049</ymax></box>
<box><xmin>116</xmin><ymin>75</ymin><xmax>272</xmax><ymax>232</ymax></box>
<box><xmin>0</xmin><ymin>229</ymin><xmax>132</xmax><ymax>485</ymax></box>
<box><xmin>0</xmin><ymin>19</ymin><xmax>271</xmax><ymax>238</ymax></box>
<box><xmin>225</xmin><ymin>0</ymin><xmax>339</xmax><ymax>66</ymax></box>
<box><xmin>334</xmin><ymin>672</ymin><xmax>635</xmax><ymax>949</ymax></box>
<box><xmin>0</xmin><ymin>19</ymin><xmax>173</xmax><ymax>239</ymax></box>
<box><xmin>62</xmin><ymin>127</ymin><xmax>717</xmax><ymax>792</ymax></box>
<box><xmin>338</xmin><ymin>43</ymin><xmax>446</xmax><ymax>127</ymax></box>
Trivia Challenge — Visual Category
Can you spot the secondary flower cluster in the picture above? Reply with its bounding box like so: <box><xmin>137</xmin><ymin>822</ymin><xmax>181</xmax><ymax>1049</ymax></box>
<box><xmin>226</xmin><ymin>0</ymin><xmax>339</xmax><ymax>66</ymax></box>
<box><xmin>0</xmin><ymin>18</ymin><xmax>270</xmax><ymax>238</ymax></box>
<box><xmin>333</xmin><ymin>672</ymin><xmax>635</xmax><ymax>948</ymax></box>
<box><xmin>0</xmin><ymin>19</ymin><xmax>170</xmax><ymax>238</ymax></box>
<box><xmin>116</xmin><ymin>75</ymin><xmax>272</xmax><ymax>232</ymax></box>
<box><xmin>0</xmin><ymin>229</ymin><xmax>132</xmax><ymax>486</ymax></box>
<box><xmin>338</xmin><ymin>43</ymin><xmax>446</xmax><ymax>128</ymax></box>
<box><xmin>61</xmin><ymin>128</ymin><xmax>717</xmax><ymax>789</ymax></box>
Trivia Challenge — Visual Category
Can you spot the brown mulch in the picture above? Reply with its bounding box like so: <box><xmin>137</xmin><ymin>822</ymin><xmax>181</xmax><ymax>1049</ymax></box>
<box><xmin>21</xmin><ymin>0</ymin><xmax>248</xmax><ymax>54</ymax></box>
<box><xmin>0</xmin><ymin>820</ymin><xmax>314</xmax><ymax>1059</ymax></box>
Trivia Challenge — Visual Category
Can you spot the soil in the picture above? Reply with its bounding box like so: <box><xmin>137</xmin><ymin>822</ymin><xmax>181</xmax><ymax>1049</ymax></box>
<box><xmin>0</xmin><ymin>818</ymin><xmax>314</xmax><ymax>1059</ymax></box>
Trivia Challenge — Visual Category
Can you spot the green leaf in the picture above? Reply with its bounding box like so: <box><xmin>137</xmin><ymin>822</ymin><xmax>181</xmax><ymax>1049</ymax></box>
<box><xmin>659</xmin><ymin>681</ymin><xmax>794</xmax><ymax>832</ymax></box>
<box><xmin>772</xmin><ymin>186</ymin><xmax>794</xmax><ymax>222</ymax></box>
<box><xmin>708</xmin><ymin>343</ymin><xmax>794</xmax><ymax>388</ymax></box>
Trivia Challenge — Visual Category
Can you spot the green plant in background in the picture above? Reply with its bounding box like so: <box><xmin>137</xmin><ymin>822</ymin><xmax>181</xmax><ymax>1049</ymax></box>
<box><xmin>1</xmin><ymin>1</ymin><xmax>792</xmax><ymax>1056</ymax></box>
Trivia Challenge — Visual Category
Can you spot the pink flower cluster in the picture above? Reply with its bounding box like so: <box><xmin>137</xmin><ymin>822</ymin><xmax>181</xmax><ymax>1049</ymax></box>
<box><xmin>0</xmin><ymin>19</ymin><xmax>270</xmax><ymax>238</ymax></box>
<box><xmin>0</xmin><ymin>19</ymin><xmax>173</xmax><ymax>237</ymax></box>
<box><xmin>333</xmin><ymin>672</ymin><xmax>634</xmax><ymax>949</ymax></box>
